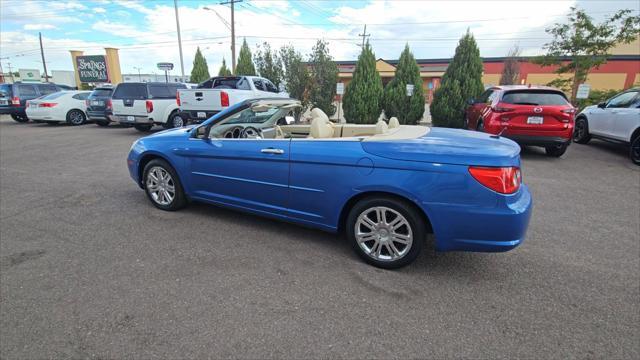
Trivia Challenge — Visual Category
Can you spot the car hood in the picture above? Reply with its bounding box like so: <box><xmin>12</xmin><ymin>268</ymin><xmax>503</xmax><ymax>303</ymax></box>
<box><xmin>361</xmin><ymin>127</ymin><xmax>521</xmax><ymax>167</ymax></box>
<box><xmin>144</xmin><ymin>125</ymin><xmax>196</xmax><ymax>140</ymax></box>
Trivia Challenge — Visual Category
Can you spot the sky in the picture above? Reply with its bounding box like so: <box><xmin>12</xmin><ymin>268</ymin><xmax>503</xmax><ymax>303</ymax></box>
<box><xmin>1</xmin><ymin>0</ymin><xmax>639</xmax><ymax>77</ymax></box>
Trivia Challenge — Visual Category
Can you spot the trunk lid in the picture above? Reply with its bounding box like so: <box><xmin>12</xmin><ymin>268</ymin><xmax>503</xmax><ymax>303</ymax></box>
<box><xmin>111</xmin><ymin>83</ymin><xmax>148</xmax><ymax>116</ymax></box>
<box><xmin>361</xmin><ymin>128</ymin><xmax>521</xmax><ymax>167</ymax></box>
<box><xmin>497</xmin><ymin>89</ymin><xmax>573</xmax><ymax>133</ymax></box>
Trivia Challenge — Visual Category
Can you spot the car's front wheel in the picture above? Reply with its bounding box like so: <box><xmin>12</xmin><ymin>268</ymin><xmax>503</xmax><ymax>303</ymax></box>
<box><xmin>134</xmin><ymin>124</ymin><xmax>153</xmax><ymax>132</ymax></box>
<box><xmin>545</xmin><ymin>143</ymin><xmax>568</xmax><ymax>157</ymax></box>
<box><xmin>630</xmin><ymin>135</ymin><xmax>640</xmax><ymax>165</ymax></box>
<box><xmin>143</xmin><ymin>159</ymin><xmax>187</xmax><ymax>211</ymax></box>
<box><xmin>66</xmin><ymin>109</ymin><xmax>86</xmax><ymax>125</ymax></box>
<box><xmin>10</xmin><ymin>114</ymin><xmax>29</xmax><ymax>123</ymax></box>
<box><xmin>573</xmin><ymin>117</ymin><xmax>591</xmax><ymax>144</ymax></box>
<box><xmin>346</xmin><ymin>197</ymin><xmax>425</xmax><ymax>269</ymax></box>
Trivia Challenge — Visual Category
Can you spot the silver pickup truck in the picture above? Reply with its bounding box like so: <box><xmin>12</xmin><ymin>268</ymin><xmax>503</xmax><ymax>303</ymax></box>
<box><xmin>177</xmin><ymin>76</ymin><xmax>288</xmax><ymax>123</ymax></box>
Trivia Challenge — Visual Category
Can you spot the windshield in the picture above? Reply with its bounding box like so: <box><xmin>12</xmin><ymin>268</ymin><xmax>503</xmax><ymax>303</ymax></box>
<box><xmin>208</xmin><ymin>103</ymin><xmax>297</xmax><ymax>139</ymax></box>
<box><xmin>502</xmin><ymin>90</ymin><xmax>569</xmax><ymax>106</ymax></box>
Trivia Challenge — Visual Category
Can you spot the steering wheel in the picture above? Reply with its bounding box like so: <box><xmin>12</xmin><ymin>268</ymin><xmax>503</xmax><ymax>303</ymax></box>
<box><xmin>241</xmin><ymin>126</ymin><xmax>262</xmax><ymax>139</ymax></box>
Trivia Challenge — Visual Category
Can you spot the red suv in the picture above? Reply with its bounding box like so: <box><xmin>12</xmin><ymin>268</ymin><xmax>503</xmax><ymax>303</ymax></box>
<box><xmin>465</xmin><ymin>85</ymin><xmax>575</xmax><ymax>157</ymax></box>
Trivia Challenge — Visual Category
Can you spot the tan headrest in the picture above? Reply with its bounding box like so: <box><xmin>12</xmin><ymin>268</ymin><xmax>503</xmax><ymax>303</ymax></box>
<box><xmin>310</xmin><ymin>108</ymin><xmax>329</xmax><ymax>122</ymax></box>
<box><xmin>388</xmin><ymin>117</ymin><xmax>400</xmax><ymax>129</ymax></box>
<box><xmin>309</xmin><ymin>117</ymin><xmax>334</xmax><ymax>138</ymax></box>
<box><xmin>375</xmin><ymin>120</ymin><xmax>389</xmax><ymax>134</ymax></box>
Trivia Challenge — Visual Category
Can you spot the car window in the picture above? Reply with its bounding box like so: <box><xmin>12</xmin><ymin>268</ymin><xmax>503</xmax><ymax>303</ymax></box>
<box><xmin>0</xmin><ymin>84</ymin><xmax>11</xmax><ymax>97</ymax></box>
<box><xmin>264</xmin><ymin>80</ymin><xmax>278</xmax><ymax>93</ymax></box>
<box><xmin>38</xmin><ymin>84</ymin><xmax>59</xmax><ymax>95</ymax></box>
<box><xmin>112</xmin><ymin>84</ymin><xmax>148</xmax><ymax>100</ymax></box>
<box><xmin>236</xmin><ymin>78</ymin><xmax>251</xmax><ymax>90</ymax></box>
<box><xmin>501</xmin><ymin>90</ymin><xmax>569</xmax><ymax>106</ymax></box>
<box><xmin>72</xmin><ymin>93</ymin><xmax>90</xmax><ymax>100</ymax></box>
<box><xmin>41</xmin><ymin>92</ymin><xmax>66</xmax><ymax>100</ymax></box>
<box><xmin>213</xmin><ymin>77</ymin><xmax>241</xmax><ymax>89</ymax></box>
<box><xmin>90</xmin><ymin>89</ymin><xmax>112</xmax><ymax>98</ymax></box>
<box><xmin>477</xmin><ymin>89</ymin><xmax>494</xmax><ymax>103</ymax></box>
<box><xmin>148</xmin><ymin>84</ymin><xmax>173</xmax><ymax>99</ymax></box>
<box><xmin>198</xmin><ymin>79</ymin><xmax>214</xmax><ymax>89</ymax></box>
<box><xmin>607</xmin><ymin>91</ymin><xmax>639</xmax><ymax>108</ymax></box>
<box><xmin>209</xmin><ymin>105</ymin><xmax>288</xmax><ymax>139</ymax></box>
<box><xmin>17</xmin><ymin>85</ymin><xmax>37</xmax><ymax>96</ymax></box>
<box><xmin>252</xmin><ymin>79</ymin><xmax>265</xmax><ymax>91</ymax></box>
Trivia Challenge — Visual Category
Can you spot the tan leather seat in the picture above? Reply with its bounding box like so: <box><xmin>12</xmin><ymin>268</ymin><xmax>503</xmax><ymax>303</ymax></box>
<box><xmin>388</xmin><ymin>117</ymin><xmax>400</xmax><ymax>129</ymax></box>
<box><xmin>309</xmin><ymin>108</ymin><xmax>334</xmax><ymax>138</ymax></box>
<box><xmin>375</xmin><ymin>120</ymin><xmax>389</xmax><ymax>134</ymax></box>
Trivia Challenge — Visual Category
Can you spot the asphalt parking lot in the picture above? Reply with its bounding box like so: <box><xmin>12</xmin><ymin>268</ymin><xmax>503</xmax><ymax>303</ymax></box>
<box><xmin>0</xmin><ymin>115</ymin><xmax>638</xmax><ymax>358</ymax></box>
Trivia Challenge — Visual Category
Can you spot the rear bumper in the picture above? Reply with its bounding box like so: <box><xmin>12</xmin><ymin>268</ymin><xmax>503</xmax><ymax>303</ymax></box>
<box><xmin>0</xmin><ymin>107</ymin><xmax>25</xmax><ymax>115</ymax></box>
<box><xmin>426</xmin><ymin>184</ymin><xmax>533</xmax><ymax>252</ymax></box>
<box><xmin>87</xmin><ymin>110</ymin><xmax>112</xmax><ymax>121</ymax></box>
<box><xmin>179</xmin><ymin>110</ymin><xmax>220</xmax><ymax>123</ymax></box>
<box><xmin>113</xmin><ymin>114</ymin><xmax>152</xmax><ymax>124</ymax></box>
<box><xmin>505</xmin><ymin>135</ymin><xmax>571</xmax><ymax>147</ymax></box>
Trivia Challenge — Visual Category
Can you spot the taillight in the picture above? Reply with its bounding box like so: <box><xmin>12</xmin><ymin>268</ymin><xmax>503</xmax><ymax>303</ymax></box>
<box><xmin>469</xmin><ymin>166</ymin><xmax>521</xmax><ymax>194</ymax></box>
<box><xmin>220</xmin><ymin>91</ymin><xmax>229</xmax><ymax>107</ymax></box>
<box><xmin>176</xmin><ymin>90</ymin><xmax>181</xmax><ymax>106</ymax></box>
<box><xmin>492</xmin><ymin>105</ymin><xmax>515</xmax><ymax>113</ymax></box>
<box><xmin>40</xmin><ymin>103</ymin><xmax>57</xmax><ymax>108</ymax></box>
<box><xmin>11</xmin><ymin>96</ymin><xmax>20</xmax><ymax>106</ymax></box>
<box><xmin>561</xmin><ymin>108</ymin><xmax>575</xmax><ymax>114</ymax></box>
<box><xmin>106</xmin><ymin>99</ymin><xmax>112</xmax><ymax>110</ymax></box>
<box><xmin>146</xmin><ymin>100</ymin><xmax>153</xmax><ymax>113</ymax></box>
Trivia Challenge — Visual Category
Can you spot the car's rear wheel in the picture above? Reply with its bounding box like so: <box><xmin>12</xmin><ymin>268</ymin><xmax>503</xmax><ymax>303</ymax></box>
<box><xmin>164</xmin><ymin>111</ymin><xmax>185</xmax><ymax>129</ymax></box>
<box><xmin>346</xmin><ymin>197</ymin><xmax>424</xmax><ymax>269</ymax></box>
<box><xmin>476</xmin><ymin>119</ymin><xmax>484</xmax><ymax>132</ymax></box>
<box><xmin>573</xmin><ymin>117</ymin><xmax>591</xmax><ymax>144</ymax></box>
<box><xmin>142</xmin><ymin>159</ymin><xmax>187</xmax><ymax>211</ymax></box>
<box><xmin>96</xmin><ymin>120</ymin><xmax>110</xmax><ymax>127</ymax></box>
<box><xmin>630</xmin><ymin>135</ymin><xmax>640</xmax><ymax>165</ymax></box>
<box><xmin>66</xmin><ymin>109</ymin><xmax>86</xmax><ymax>126</ymax></box>
<box><xmin>545</xmin><ymin>143</ymin><xmax>568</xmax><ymax>157</ymax></box>
<box><xmin>10</xmin><ymin>114</ymin><xmax>29</xmax><ymax>123</ymax></box>
<box><xmin>134</xmin><ymin>124</ymin><xmax>153</xmax><ymax>132</ymax></box>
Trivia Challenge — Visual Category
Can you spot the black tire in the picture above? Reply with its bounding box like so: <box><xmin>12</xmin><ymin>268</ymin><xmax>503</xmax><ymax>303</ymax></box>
<box><xmin>346</xmin><ymin>196</ymin><xmax>425</xmax><ymax>269</ymax></box>
<box><xmin>477</xmin><ymin>119</ymin><xmax>484</xmax><ymax>132</ymax></box>
<box><xmin>545</xmin><ymin>143</ymin><xmax>568</xmax><ymax>157</ymax></box>
<box><xmin>630</xmin><ymin>135</ymin><xmax>640</xmax><ymax>166</ymax></box>
<box><xmin>66</xmin><ymin>109</ymin><xmax>86</xmax><ymax>126</ymax></box>
<box><xmin>96</xmin><ymin>120</ymin><xmax>110</xmax><ymax>127</ymax></box>
<box><xmin>573</xmin><ymin>117</ymin><xmax>591</xmax><ymax>144</ymax></box>
<box><xmin>463</xmin><ymin>116</ymin><xmax>469</xmax><ymax>129</ymax></box>
<box><xmin>134</xmin><ymin>124</ymin><xmax>153</xmax><ymax>132</ymax></box>
<box><xmin>164</xmin><ymin>111</ymin><xmax>185</xmax><ymax>129</ymax></box>
<box><xmin>142</xmin><ymin>159</ymin><xmax>187</xmax><ymax>211</ymax></box>
<box><xmin>10</xmin><ymin>114</ymin><xmax>29</xmax><ymax>123</ymax></box>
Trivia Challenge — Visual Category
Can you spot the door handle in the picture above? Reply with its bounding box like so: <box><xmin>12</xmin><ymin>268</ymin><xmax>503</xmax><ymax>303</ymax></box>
<box><xmin>261</xmin><ymin>148</ymin><xmax>284</xmax><ymax>154</ymax></box>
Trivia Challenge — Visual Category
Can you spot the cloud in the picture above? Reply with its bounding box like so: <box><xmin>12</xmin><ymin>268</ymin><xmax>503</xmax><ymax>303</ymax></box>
<box><xmin>24</xmin><ymin>24</ymin><xmax>58</xmax><ymax>31</ymax></box>
<box><xmin>94</xmin><ymin>7</ymin><xmax>107</xmax><ymax>13</ymax></box>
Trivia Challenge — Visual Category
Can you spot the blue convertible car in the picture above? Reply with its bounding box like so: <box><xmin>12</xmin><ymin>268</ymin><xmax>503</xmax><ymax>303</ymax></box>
<box><xmin>128</xmin><ymin>98</ymin><xmax>532</xmax><ymax>268</ymax></box>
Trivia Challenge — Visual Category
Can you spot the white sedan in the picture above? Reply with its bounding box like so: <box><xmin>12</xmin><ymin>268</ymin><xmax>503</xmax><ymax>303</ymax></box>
<box><xmin>26</xmin><ymin>91</ymin><xmax>91</xmax><ymax>125</ymax></box>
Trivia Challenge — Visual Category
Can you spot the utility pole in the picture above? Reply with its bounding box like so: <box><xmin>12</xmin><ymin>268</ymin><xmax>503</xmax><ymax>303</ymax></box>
<box><xmin>39</xmin><ymin>32</ymin><xmax>49</xmax><ymax>82</ymax></box>
<box><xmin>220</xmin><ymin>0</ymin><xmax>242</xmax><ymax>74</ymax></box>
<box><xmin>358</xmin><ymin>24</ymin><xmax>370</xmax><ymax>48</ymax></box>
<box><xmin>134</xmin><ymin>67</ymin><xmax>142</xmax><ymax>81</ymax></box>
<box><xmin>174</xmin><ymin>0</ymin><xmax>185</xmax><ymax>81</ymax></box>
<box><xmin>7</xmin><ymin>62</ymin><xmax>15</xmax><ymax>83</ymax></box>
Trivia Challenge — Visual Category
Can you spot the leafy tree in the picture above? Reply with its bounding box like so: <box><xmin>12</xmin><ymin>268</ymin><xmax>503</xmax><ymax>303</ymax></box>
<box><xmin>534</xmin><ymin>7</ymin><xmax>640</xmax><ymax>103</ymax></box>
<box><xmin>218</xmin><ymin>58</ymin><xmax>232</xmax><ymax>76</ymax></box>
<box><xmin>308</xmin><ymin>40</ymin><xmax>339</xmax><ymax>116</ymax></box>
<box><xmin>499</xmin><ymin>45</ymin><xmax>521</xmax><ymax>85</ymax></box>
<box><xmin>279</xmin><ymin>45</ymin><xmax>310</xmax><ymax>119</ymax></box>
<box><xmin>254</xmin><ymin>42</ymin><xmax>283</xmax><ymax>88</ymax></box>
<box><xmin>430</xmin><ymin>30</ymin><xmax>484</xmax><ymax>128</ymax></box>
<box><xmin>235</xmin><ymin>38</ymin><xmax>256</xmax><ymax>76</ymax></box>
<box><xmin>190</xmin><ymin>46</ymin><xmax>210</xmax><ymax>84</ymax></box>
<box><xmin>342</xmin><ymin>42</ymin><xmax>384</xmax><ymax>124</ymax></box>
<box><xmin>382</xmin><ymin>44</ymin><xmax>425</xmax><ymax>125</ymax></box>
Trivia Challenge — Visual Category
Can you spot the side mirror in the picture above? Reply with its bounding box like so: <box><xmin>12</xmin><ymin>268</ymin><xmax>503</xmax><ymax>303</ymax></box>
<box><xmin>284</xmin><ymin>115</ymin><xmax>295</xmax><ymax>125</ymax></box>
<box><xmin>195</xmin><ymin>125</ymin><xmax>208</xmax><ymax>138</ymax></box>
<box><xmin>467</xmin><ymin>98</ymin><xmax>476</xmax><ymax>105</ymax></box>
<box><xmin>597</xmin><ymin>102</ymin><xmax>607</xmax><ymax>109</ymax></box>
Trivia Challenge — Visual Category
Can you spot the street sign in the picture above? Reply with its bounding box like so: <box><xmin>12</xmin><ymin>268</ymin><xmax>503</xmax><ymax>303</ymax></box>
<box><xmin>336</xmin><ymin>82</ymin><xmax>344</xmax><ymax>95</ymax></box>
<box><xmin>18</xmin><ymin>69</ymin><xmax>40</xmax><ymax>82</ymax></box>
<box><xmin>157</xmin><ymin>62</ymin><xmax>174</xmax><ymax>71</ymax></box>
<box><xmin>76</xmin><ymin>56</ymin><xmax>108</xmax><ymax>83</ymax></box>
<box><xmin>576</xmin><ymin>84</ymin><xmax>591</xmax><ymax>99</ymax></box>
<box><xmin>406</xmin><ymin>84</ymin><xmax>415</xmax><ymax>96</ymax></box>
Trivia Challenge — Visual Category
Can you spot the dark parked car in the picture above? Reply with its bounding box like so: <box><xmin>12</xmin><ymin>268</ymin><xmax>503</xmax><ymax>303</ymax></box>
<box><xmin>86</xmin><ymin>86</ymin><xmax>114</xmax><ymax>127</ymax></box>
<box><xmin>0</xmin><ymin>82</ymin><xmax>63</xmax><ymax>122</ymax></box>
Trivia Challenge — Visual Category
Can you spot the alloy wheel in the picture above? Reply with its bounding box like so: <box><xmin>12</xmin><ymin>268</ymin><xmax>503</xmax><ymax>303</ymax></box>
<box><xmin>355</xmin><ymin>206</ymin><xmax>413</xmax><ymax>262</ymax></box>
<box><xmin>172</xmin><ymin>115</ymin><xmax>184</xmax><ymax>128</ymax></box>
<box><xmin>146</xmin><ymin>166</ymin><xmax>176</xmax><ymax>206</ymax></box>
<box><xmin>632</xmin><ymin>138</ymin><xmax>640</xmax><ymax>164</ymax></box>
<box><xmin>574</xmin><ymin>120</ymin><xmax>586</xmax><ymax>141</ymax></box>
<box><xmin>69</xmin><ymin>111</ymin><xmax>84</xmax><ymax>125</ymax></box>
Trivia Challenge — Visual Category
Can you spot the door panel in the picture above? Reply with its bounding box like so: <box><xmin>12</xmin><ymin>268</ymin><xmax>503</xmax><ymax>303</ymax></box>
<box><xmin>186</xmin><ymin>138</ymin><xmax>291</xmax><ymax>215</ymax></box>
<box><xmin>612</xmin><ymin>108</ymin><xmax>640</xmax><ymax>141</ymax></box>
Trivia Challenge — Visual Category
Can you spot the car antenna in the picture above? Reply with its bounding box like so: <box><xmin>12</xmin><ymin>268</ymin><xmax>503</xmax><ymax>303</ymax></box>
<box><xmin>491</xmin><ymin>127</ymin><xmax>507</xmax><ymax>139</ymax></box>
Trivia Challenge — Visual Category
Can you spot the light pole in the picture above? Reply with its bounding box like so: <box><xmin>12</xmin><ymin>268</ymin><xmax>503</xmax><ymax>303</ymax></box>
<box><xmin>204</xmin><ymin>1</ymin><xmax>240</xmax><ymax>74</ymax></box>
<box><xmin>174</xmin><ymin>0</ymin><xmax>185</xmax><ymax>80</ymax></box>
<box><xmin>133</xmin><ymin>67</ymin><xmax>142</xmax><ymax>82</ymax></box>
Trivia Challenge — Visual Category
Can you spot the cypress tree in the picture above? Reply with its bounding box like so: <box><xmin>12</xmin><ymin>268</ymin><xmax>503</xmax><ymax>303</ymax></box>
<box><xmin>382</xmin><ymin>44</ymin><xmax>425</xmax><ymax>125</ymax></box>
<box><xmin>254</xmin><ymin>42</ymin><xmax>283</xmax><ymax>88</ymax></box>
<box><xmin>190</xmin><ymin>47</ymin><xmax>211</xmax><ymax>84</ymax></box>
<box><xmin>218</xmin><ymin>58</ymin><xmax>232</xmax><ymax>76</ymax></box>
<box><xmin>235</xmin><ymin>38</ymin><xmax>256</xmax><ymax>76</ymax></box>
<box><xmin>308</xmin><ymin>40</ymin><xmax>339</xmax><ymax>116</ymax></box>
<box><xmin>342</xmin><ymin>42</ymin><xmax>383</xmax><ymax>124</ymax></box>
<box><xmin>430</xmin><ymin>30</ymin><xmax>484</xmax><ymax>128</ymax></box>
